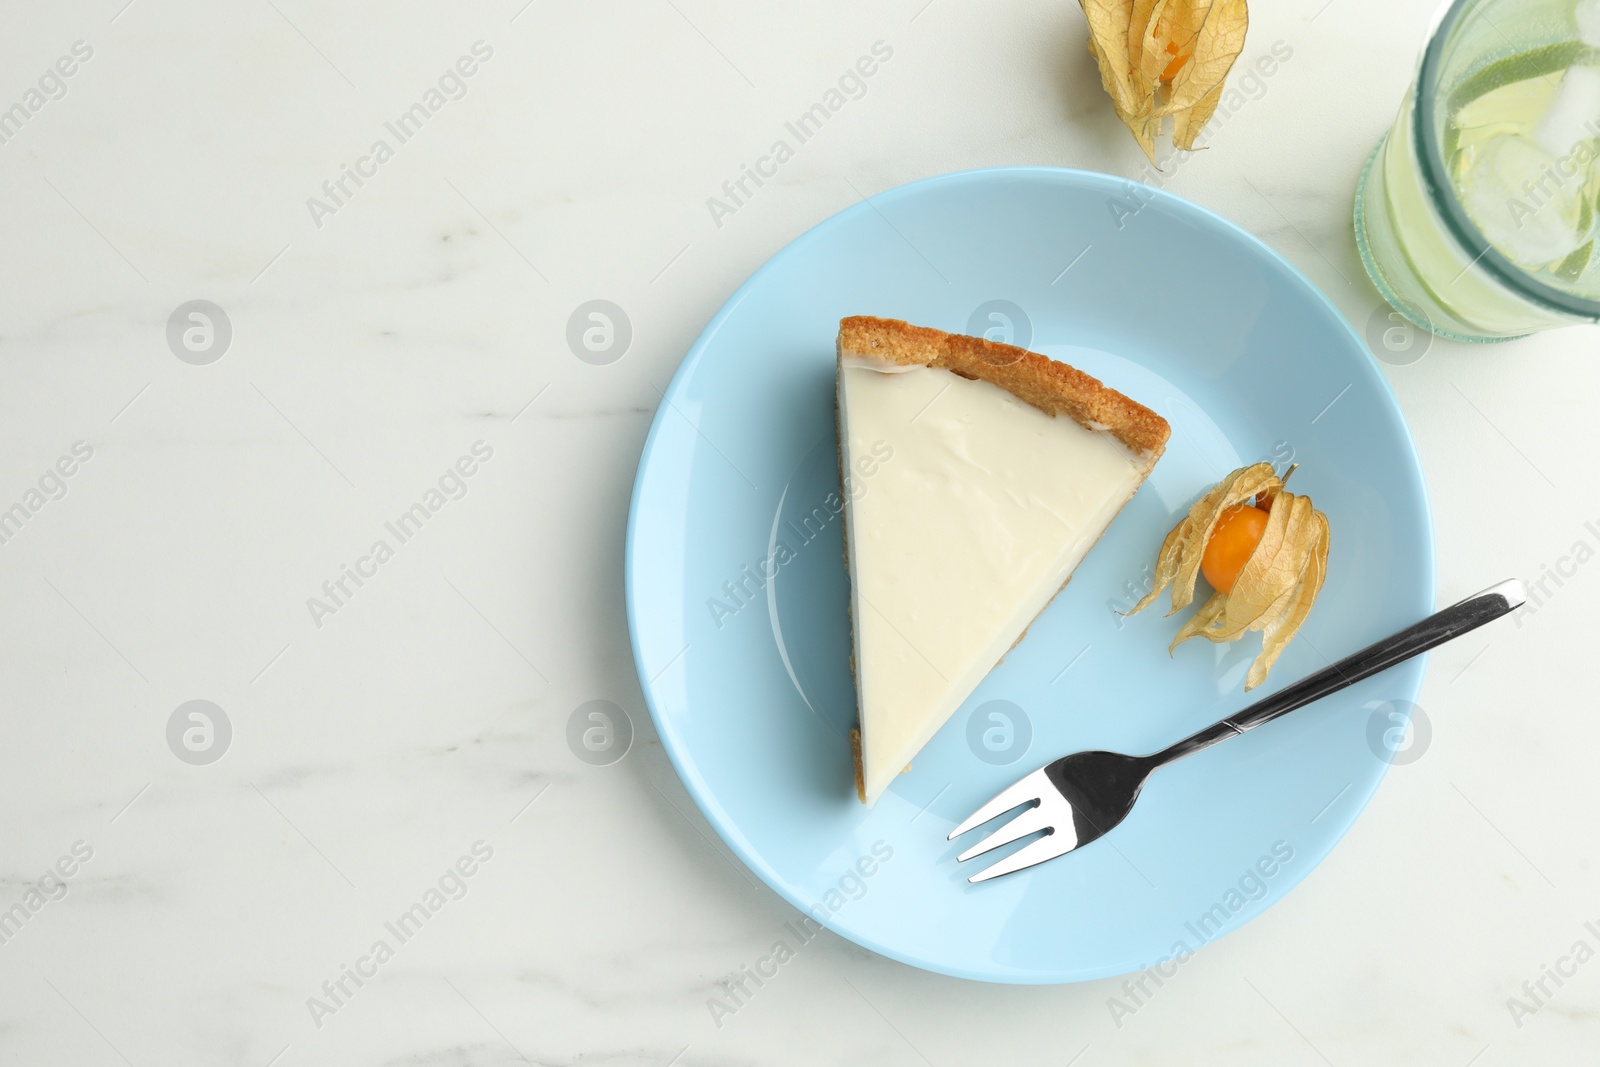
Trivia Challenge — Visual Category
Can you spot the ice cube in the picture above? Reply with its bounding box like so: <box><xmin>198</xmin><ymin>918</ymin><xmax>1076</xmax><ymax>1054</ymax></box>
<box><xmin>1457</xmin><ymin>132</ymin><xmax>1590</xmax><ymax>267</ymax></box>
<box><xmin>1533</xmin><ymin>65</ymin><xmax>1600</xmax><ymax>157</ymax></box>
<box><xmin>1576</xmin><ymin>0</ymin><xmax>1600</xmax><ymax>44</ymax></box>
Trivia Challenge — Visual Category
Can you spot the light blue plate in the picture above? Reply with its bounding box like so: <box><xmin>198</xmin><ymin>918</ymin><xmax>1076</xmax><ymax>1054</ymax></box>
<box><xmin>625</xmin><ymin>167</ymin><xmax>1435</xmax><ymax>983</ymax></box>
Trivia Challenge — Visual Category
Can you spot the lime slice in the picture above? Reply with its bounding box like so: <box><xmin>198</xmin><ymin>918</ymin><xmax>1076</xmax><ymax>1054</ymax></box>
<box><xmin>1447</xmin><ymin>43</ymin><xmax>1592</xmax><ymax>113</ymax></box>
<box><xmin>1554</xmin><ymin>239</ymin><xmax>1593</xmax><ymax>280</ymax></box>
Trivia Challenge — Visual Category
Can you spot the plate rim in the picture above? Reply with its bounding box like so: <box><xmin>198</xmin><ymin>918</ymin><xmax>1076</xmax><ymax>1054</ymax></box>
<box><xmin>623</xmin><ymin>164</ymin><xmax>1438</xmax><ymax>983</ymax></box>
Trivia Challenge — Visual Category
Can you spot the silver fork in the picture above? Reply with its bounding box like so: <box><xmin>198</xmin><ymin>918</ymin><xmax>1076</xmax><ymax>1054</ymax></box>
<box><xmin>949</xmin><ymin>580</ymin><xmax>1526</xmax><ymax>882</ymax></box>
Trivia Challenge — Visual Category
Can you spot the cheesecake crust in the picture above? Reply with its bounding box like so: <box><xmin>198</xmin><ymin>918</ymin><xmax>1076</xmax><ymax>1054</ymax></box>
<box><xmin>837</xmin><ymin>315</ymin><xmax>1171</xmax><ymax>460</ymax></box>
<box><xmin>848</xmin><ymin>727</ymin><xmax>866</xmax><ymax>803</ymax></box>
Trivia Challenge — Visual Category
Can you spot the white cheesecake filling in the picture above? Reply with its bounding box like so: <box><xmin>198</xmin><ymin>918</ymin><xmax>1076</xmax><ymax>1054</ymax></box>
<box><xmin>838</xmin><ymin>352</ymin><xmax>1147</xmax><ymax>804</ymax></box>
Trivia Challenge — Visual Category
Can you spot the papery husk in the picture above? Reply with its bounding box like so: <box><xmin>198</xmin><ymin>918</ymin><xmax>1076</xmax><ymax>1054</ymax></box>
<box><xmin>1246</xmin><ymin>510</ymin><xmax>1329</xmax><ymax>689</ymax></box>
<box><xmin>1128</xmin><ymin>463</ymin><xmax>1329</xmax><ymax>690</ymax></box>
<box><xmin>1083</xmin><ymin>0</ymin><xmax>1152</xmax><ymax>145</ymax></box>
<box><xmin>1079</xmin><ymin>0</ymin><xmax>1249</xmax><ymax>162</ymax></box>
<box><xmin>1170</xmin><ymin>463</ymin><xmax>1282</xmax><ymax>611</ymax></box>
<box><xmin>1168</xmin><ymin>589</ymin><xmax>1228</xmax><ymax>651</ymax></box>
<box><xmin>1156</xmin><ymin>0</ymin><xmax>1248</xmax><ymax>118</ymax></box>
<box><xmin>1128</xmin><ymin>0</ymin><xmax>1169</xmax><ymax>93</ymax></box>
<box><xmin>1207</xmin><ymin>493</ymin><xmax>1313</xmax><ymax>641</ymax></box>
<box><xmin>1172</xmin><ymin>81</ymin><xmax>1225</xmax><ymax>151</ymax></box>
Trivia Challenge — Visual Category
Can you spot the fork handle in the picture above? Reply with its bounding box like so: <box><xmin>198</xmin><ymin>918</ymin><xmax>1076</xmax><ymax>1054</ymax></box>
<box><xmin>1151</xmin><ymin>580</ymin><xmax>1526</xmax><ymax>766</ymax></box>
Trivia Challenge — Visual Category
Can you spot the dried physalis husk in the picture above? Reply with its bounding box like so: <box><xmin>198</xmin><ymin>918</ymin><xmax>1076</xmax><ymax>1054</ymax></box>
<box><xmin>1078</xmin><ymin>0</ymin><xmax>1250</xmax><ymax>162</ymax></box>
<box><xmin>1127</xmin><ymin>463</ymin><xmax>1330</xmax><ymax>690</ymax></box>
<box><xmin>1128</xmin><ymin>462</ymin><xmax>1279</xmax><ymax>616</ymax></box>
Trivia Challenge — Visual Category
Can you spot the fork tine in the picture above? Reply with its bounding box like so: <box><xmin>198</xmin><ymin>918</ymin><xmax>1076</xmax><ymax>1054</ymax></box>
<box><xmin>955</xmin><ymin>804</ymin><xmax>1053</xmax><ymax>863</ymax></box>
<box><xmin>967</xmin><ymin>829</ymin><xmax>1077</xmax><ymax>883</ymax></box>
<box><xmin>946</xmin><ymin>768</ymin><xmax>1051</xmax><ymax>841</ymax></box>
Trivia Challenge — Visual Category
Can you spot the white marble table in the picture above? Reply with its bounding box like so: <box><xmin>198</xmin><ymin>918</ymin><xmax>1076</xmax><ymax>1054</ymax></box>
<box><xmin>2</xmin><ymin>0</ymin><xmax>1596</xmax><ymax>1063</ymax></box>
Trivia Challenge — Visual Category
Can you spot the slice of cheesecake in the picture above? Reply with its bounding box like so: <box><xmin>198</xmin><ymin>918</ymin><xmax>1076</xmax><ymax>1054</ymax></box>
<box><xmin>836</xmin><ymin>316</ymin><xmax>1170</xmax><ymax>805</ymax></box>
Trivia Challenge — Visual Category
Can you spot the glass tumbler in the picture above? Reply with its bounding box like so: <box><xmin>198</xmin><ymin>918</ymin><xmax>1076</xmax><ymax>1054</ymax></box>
<box><xmin>1355</xmin><ymin>0</ymin><xmax>1600</xmax><ymax>341</ymax></box>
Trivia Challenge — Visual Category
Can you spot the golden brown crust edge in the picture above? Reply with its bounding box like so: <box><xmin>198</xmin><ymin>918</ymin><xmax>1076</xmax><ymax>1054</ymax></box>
<box><xmin>848</xmin><ymin>728</ymin><xmax>866</xmax><ymax>803</ymax></box>
<box><xmin>837</xmin><ymin>315</ymin><xmax>1171</xmax><ymax>462</ymax></box>
<box><xmin>837</xmin><ymin>374</ymin><xmax>868</xmax><ymax>805</ymax></box>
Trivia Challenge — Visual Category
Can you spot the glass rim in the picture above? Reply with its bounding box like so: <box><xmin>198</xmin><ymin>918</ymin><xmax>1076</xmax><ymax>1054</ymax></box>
<box><xmin>1413</xmin><ymin>0</ymin><xmax>1600</xmax><ymax>320</ymax></box>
